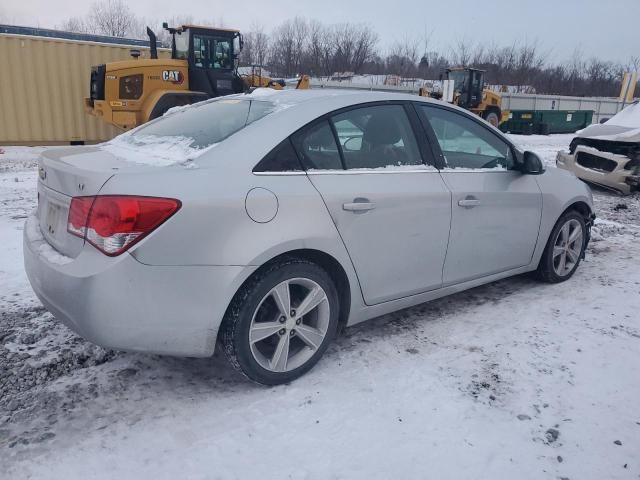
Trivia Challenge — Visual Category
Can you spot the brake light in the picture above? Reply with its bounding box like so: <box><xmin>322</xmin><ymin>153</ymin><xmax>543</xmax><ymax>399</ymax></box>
<box><xmin>67</xmin><ymin>195</ymin><xmax>181</xmax><ymax>256</ymax></box>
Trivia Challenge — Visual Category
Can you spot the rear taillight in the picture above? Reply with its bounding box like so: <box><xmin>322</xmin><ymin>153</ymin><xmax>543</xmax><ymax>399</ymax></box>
<box><xmin>67</xmin><ymin>195</ymin><xmax>181</xmax><ymax>256</ymax></box>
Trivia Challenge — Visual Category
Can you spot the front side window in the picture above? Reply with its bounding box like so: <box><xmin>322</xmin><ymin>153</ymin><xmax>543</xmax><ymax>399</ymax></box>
<box><xmin>292</xmin><ymin>121</ymin><xmax>342</xmax><ymax>170</ymax></box>
<box><xmin>193</xmin><ymin>34</ymin><xmax>233</xmax><ymax>69</ymax></box>
<box><xmin>420</xmin><ymin>106</ymin><xmax>513</xmax><ymax>170</ymax></box>
<box><xmin>132</xmin><ymin>98</ymin><xmax>275</xmax><ymax>148</ymax></box>
<box><xmin>331</xmin><ymin>105</ymin><xmax>423</xmax><ymax>169</ymax></box>
<box><xmin>174</xmin><ymin>31</ymin><xmax>189</xmax><ymax>59</ymax></box>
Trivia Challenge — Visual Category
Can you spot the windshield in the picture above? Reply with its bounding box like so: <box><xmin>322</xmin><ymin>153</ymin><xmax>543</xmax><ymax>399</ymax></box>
<box><xmin>132</xmin><ymin>99</ymin><xmax>276</xmax><ymax>148</ymax></box>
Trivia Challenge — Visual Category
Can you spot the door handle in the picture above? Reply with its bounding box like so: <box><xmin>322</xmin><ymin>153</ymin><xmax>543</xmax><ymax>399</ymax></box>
<box><xmin>343</xmin><ymin>201</ymin><xmax>376</xmax><ymax>212</ymax></box>
<box><xmin>458</xmin><ymin>197</ymin><xmax>481</xmax><ymax>208</ymax></box>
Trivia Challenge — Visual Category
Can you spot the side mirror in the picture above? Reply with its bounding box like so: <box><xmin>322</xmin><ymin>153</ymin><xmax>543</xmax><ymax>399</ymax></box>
<box><xmin>521</xmin><ymin>151</ymin><xmax>545</xmax><ymax>175</ymax></box>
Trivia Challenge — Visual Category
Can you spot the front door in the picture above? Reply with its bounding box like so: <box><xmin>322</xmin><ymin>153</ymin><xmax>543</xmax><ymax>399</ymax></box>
<box><xmin>293</xmin><ymin>104</ymin><xmax>451</xmax><ymax>305</ymax></box>
<box><xmin>418</xmin><ymin>104</ymin><xmax>542</xmax><ymax>285</ymax></box>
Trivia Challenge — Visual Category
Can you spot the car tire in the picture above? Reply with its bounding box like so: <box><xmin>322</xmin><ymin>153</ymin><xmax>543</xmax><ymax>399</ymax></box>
<box><xmin>535</xmin><ymin>211</ymin><xmax>587</xmax><ymax>283</ymax></box>
<box><xmin>220</xmin><ymin>257</ymin><xmax>340</xmax><ymax>385</ymax></box>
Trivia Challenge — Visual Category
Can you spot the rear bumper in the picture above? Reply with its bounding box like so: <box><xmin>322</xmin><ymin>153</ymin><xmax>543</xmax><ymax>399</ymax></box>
<box><xmin>23</xmin><ymin>215</ymin><xmax>253</xmax><ymax>357</ymax></box>
<box><xmin>556</xmin><ymin>149</ymin><xmax>636</xmax><ymax>195</ymax></box>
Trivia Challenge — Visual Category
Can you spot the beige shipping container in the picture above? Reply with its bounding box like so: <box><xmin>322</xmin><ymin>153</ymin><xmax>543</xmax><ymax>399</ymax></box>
<box><xmin>0</xmin><ymin>28</ymin><xmax>169</xmax><ymax>145</ymax></box>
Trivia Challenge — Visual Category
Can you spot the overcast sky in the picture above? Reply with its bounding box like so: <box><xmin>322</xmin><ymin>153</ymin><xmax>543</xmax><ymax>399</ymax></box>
<box><xmin>2</xmin><ymin>0</ymin><xmax>638</xmax><ymax>64</ymax></box>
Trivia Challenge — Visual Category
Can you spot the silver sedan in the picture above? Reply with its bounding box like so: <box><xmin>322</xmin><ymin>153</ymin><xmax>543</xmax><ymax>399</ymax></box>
<box><xmin>24</xmin><ymin>90</ymin><xmax>595</xmax><ymax>385</ymax></box>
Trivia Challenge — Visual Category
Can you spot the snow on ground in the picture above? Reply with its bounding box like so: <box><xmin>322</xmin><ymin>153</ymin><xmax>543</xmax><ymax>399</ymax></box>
<box><xmin>506</xmin><ymin>133</ymin><xmax>576</xmax><ymax>167</ymax></box>
<box><xmin>1</xmin><ymin>140</ymin><xmax>640</xmax><ymax>479</ymax></box>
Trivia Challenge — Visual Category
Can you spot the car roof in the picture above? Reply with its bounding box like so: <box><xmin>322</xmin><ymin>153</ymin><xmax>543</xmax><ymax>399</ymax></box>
<box><xmin>237</xmin><ymin>88</ymin><xmax>439</xmax><ymax>109</ymax></box>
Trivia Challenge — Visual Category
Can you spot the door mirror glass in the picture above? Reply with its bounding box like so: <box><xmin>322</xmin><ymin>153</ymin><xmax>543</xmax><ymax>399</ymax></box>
<box><xmin>521</xmin><ymin>151</ymin><xmax>545</xmax><ymax>175</ymax></box>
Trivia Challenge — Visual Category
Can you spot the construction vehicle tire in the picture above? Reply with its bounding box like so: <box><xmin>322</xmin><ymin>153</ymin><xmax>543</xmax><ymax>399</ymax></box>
<box><xmin>484</xmin><ymin>111</ymin><xmax>500</xmax><ymax>127</ymax></box>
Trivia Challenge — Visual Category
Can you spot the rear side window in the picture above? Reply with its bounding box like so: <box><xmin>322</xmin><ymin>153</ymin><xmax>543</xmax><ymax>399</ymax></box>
<box><xmin>292</xmin><ymin>120</ymin><xmax>343</xmax><ymax>170</ymax></box>
<box><xmin>253</xmin><ymin>139</ymin><xmax>303</xmax><ymax>172</ymax></box>
<box><xmin>132</xmin><ymin>98</ymin><xmax>275</xmax><ymax>148</ymax></box>
<box><xmin>330</xmin><ymin>105</ymin><xmax>423</xmax><ymax>169</ymax></box>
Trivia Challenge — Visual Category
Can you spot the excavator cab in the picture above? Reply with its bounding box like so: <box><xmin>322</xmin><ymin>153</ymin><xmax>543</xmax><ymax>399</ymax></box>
<box><xmin>447</xmin><ymin>67</ymin><xmax>485</xmax><ymax>110</ymax></box>
<box><xmin>160</xmin><ymin>23</ymin><xmax>245</xmax><ymax>97</ymax></box>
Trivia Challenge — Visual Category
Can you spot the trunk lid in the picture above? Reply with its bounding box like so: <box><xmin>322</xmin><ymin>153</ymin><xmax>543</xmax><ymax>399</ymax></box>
<box><xmin>36</xmin><ymin>146</ymin><xmax>147</xmax><ymax>258</ymax></box>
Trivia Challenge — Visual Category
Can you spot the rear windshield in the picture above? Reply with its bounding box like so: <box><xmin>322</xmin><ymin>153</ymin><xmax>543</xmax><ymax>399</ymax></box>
<box><xmin>132</xmin><ymin>98</ymin><xmax>275</xmax><ymax>148</ymax></box>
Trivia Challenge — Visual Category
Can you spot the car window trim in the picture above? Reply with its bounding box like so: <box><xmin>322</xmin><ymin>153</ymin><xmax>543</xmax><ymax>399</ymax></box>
<box><xmin>416</xmin><ymin>102</ymin><xmax>520</xmax><ymax>172</ymax></box>
<box><xmin>408</xmin><ymin>102</ymin><xmax>447</xmax><ymax>170</ymax></box>
<box><xmin>327</xmin><ymin>117</ymin><xmax>348</xmax><ymax>170</ymax></box>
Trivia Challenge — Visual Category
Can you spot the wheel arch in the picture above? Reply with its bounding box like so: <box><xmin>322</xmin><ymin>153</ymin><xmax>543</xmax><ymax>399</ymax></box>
<box><xmin>562</xmin><ymin>200</ymin><xmax>593</xmax><ymax>220</ymax></box>
<box><xmin>483</xmin><ymin>105</ymin><xmax>501</xmax><ymax>117</ymax></box>
<box><xmin>219</xmin><ymin>248</ymin><xmax>353</xmax><ymax>342</ymax></box>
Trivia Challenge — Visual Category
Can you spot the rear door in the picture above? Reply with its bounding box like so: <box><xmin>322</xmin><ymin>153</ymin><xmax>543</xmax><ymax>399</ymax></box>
<box><xmin>295</xmin><ymin>103</ymin><xmax>451</xmax><ymax>305</ymax></box>
<box><xmin>417</xmin><ymin>104</ymin><xmax>542</xmax><ymax>285</ymax></box>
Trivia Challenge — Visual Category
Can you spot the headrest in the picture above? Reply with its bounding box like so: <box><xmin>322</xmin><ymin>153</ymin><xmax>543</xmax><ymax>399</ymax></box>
<box><xmin>306</xmin><ymin>124</ymin><xmax>336</xmax><ymax>148</ymax></box>
<box><xmin>363</xmin><ymin>114</ymin><xmax>402</xmax><ymax>146</ymax></box>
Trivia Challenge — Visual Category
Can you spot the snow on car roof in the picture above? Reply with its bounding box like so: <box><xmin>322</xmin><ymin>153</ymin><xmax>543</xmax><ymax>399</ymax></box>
<box><xmin>232</xmin><ymin>87</ymin><xmax>430</xmax><ymax>106</ymax></box>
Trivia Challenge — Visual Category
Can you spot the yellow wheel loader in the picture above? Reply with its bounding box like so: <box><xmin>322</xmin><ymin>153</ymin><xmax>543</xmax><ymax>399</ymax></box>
<box><xmin>446</xmin><ymin>67</ymin><xmax>508</xmax><ymax>126</ymax></box>
<box><xmin>85</xmin><ymin>23</ymin><xmax>308</xmax><ymax>130</ymax></box>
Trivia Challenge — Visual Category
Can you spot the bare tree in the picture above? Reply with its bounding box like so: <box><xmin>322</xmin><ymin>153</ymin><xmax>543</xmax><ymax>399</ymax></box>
<box><xmin>450</xmin><ymin>38</ymin><xmax>474</xmax><ymax>67</ymax></box>
<box><xmin>240</xmin><ymin>23</ymin><xmax>270</xmax><ymax>69</ymax></box>
<box><xmin>61</xmin><ymin>16</ymin><xmax>88</xmax><ymax>33</ymax></box>
<box><xmin>332</xmin><ymin>23</ymin><xmax>377</xmax><ymax>74</ymax></box>
<box><xmin>55</xmin><ymin>9</ymin><xmax>636</xmax><ymax>96</ymax></box>
<box><xmin>89</xmin><ymin>0</ymin><xmax>134</xmax><ymax>37</ymax></box>
<box><xmin>269</xmin><ymin>17</ymin><xmax>308</xmax><ymax>76</ymax></box>
<box><xmin>386</xmin><ymin>38</ymin><xmax>419</xmax><ymax>78</ymax></box>
<box><xmin>351</xmin><ymin>24</ymin><xmax>378</xmax><ymax>73</ymax></box>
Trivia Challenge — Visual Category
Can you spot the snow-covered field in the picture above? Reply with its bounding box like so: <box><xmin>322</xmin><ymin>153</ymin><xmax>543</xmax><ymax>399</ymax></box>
<box><xmin>1</xmin><ymin>136</ymin><xmax>640</xmax><ymax>479</ymax></box>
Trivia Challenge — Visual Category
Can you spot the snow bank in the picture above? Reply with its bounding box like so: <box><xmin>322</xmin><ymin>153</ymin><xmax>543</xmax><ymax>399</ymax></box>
<box><xmin>102</xmin><ymin>134</ymin><xmax>218</xmax><ymax>168</ymax></box>
<box><xmin>0</xmin><ymin>146</ymin><xmax>47</xmax><ymax>172</ymax></box>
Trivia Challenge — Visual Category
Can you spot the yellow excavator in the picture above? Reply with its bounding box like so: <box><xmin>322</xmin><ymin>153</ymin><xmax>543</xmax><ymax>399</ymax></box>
<box><xmin>85</xmin><ymin>23</ymin><xmax>308</xmax><ymax>130</ymax></box>
<box><xmin>421</xmin><ymin>67</ymin><xmax>508</xmax><ymax>126</ymax></box>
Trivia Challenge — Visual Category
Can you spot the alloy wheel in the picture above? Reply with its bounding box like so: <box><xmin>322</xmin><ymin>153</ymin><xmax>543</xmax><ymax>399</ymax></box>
<box><xmin>552</xmin><ymin>218</ymin><xmax>583</xmax><ymax>277</ymax></box>
<box><xmin>248</xmin><ymin>278</ymin><xmax>330</xmax><ymax>373</ymax></box>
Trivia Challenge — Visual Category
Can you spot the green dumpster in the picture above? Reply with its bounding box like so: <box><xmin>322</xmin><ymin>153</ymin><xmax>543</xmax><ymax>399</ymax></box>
<box><xmin>500</xmin><ymin>110</ymin><xmax>593</xmax><ymax>135</ymax></box>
